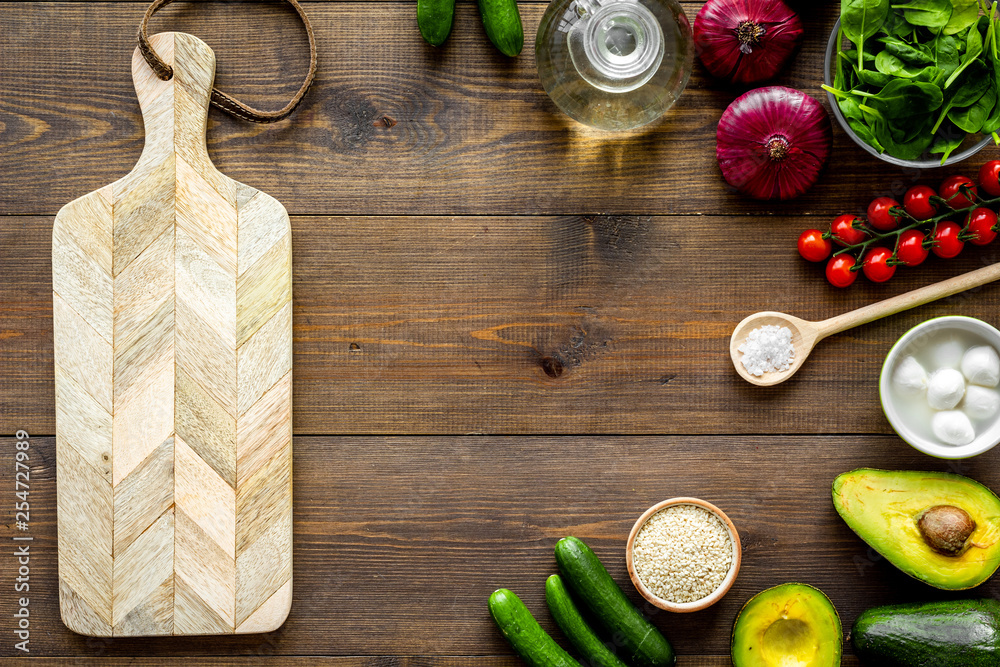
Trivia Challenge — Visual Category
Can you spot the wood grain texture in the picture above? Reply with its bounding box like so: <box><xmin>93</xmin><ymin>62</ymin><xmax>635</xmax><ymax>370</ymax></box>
<box><xmin>11</xmin><ymin>211</ymin><xmax>1000</xmax><ymax>437</ymax></box>
<box><xmin>4</xmin><ymin>434</ymin><xmax>996</xmax><ymax>660</ymax></box>
<box><xmin>6</xmin><ymin>0</ymin><xmax>1000</xmax><ymax>660</ymax></box>
<box><xmin>4</xmin><ymin>2</ymin><xmax>993</xmax><ymax>219</ymax></box>
<box><xmin>51</xmin><ymin>32</ymin><xmax>293</xmax><ymax>636</ymax></box>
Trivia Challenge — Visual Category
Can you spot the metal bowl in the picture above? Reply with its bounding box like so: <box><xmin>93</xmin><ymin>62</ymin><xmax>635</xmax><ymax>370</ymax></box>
<box><xmin>824</xmin><ymin>18</ymin><xmax>992</xmax><ymax>169</ymax></box>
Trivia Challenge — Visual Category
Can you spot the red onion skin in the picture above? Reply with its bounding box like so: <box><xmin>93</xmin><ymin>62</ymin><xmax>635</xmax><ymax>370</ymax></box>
<box><xmin>695</xmin><ymin>0</ymin><xmax>804</xmax><ymax>85</ymax></box>
<box><xmin>716</xmin><ymin>86</ymin><xmax>832</xmax><ymax>201</ymax></box>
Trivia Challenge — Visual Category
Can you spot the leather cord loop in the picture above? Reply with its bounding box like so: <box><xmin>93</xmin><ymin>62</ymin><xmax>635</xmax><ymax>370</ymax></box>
<box><xmin>138</xmin><ymin>0</ymin><xmax>317</xmax><ymax>123</ymax></box>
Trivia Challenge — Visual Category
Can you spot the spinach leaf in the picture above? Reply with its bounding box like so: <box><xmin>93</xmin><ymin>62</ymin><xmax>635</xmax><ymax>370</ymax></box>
<box><xmin>949</xmin><ymin>59</ymin><xmax>991</xmax><ymax>106</ymax></box>
<box><xmin>881</xmin><ymin>8</ymin><xmax>914</xmax><ymax>38</ymax></box>
<box><xmin>876</xmin><ymin>50</ymin><xmax>932</xmax><ymax>76</ymax></box>
<box><xmin>944</xmin><ymin>17</ymin><xmax>985</xmax><ymax>88</ymax></box>
<box><xmin>840</xmin><ymin>48</ymin><xmax>878</xmax><ymax>64</ymax></box>
<box><xmin>871</xmin><ymin>111</ymin><xmax>937</xmax><ymax>159</ymax></box>
<box><xmin>839</xmin><ymin>94</ymin><xmax>867</xmax><ymax>123</ymax></box>
<box><xmin>858</xmin><ymin>78</ymin><xmax>945</xmax><ymax>117</ymax></box>
<box><xmin>880</xmin><ymin>35</ymin><xmax>936</xmax><ymax>64</ymax></box>
<box><xmin>891</xmin><ymin>0</ymin><xmax>953</xmax><ymax>30</ymax></box>
<box><xmin>929</xmin><ymin>121</ymin><xmax>966</xmax><ymax>163</ymax></box>
<box><xmin>944</xmin><ymin>0</ymin><xmax>980</xmax><ymax>36</ymax></box>
<box><xmin>913</xmin><ymin>65</ymin><xmax>947</xmax><ymax>84</ymax></box>
<box><xmin>849</xmin><ymin>117</ymin><xmax>887</xmax><ymax>152</ymax></box>
<box><xmin>982</xmin><ymin>23</ymin><xmax>1000</xmax><ymax>135</ymax></box>
<box><xmin>857</xmin><ymin>66</ymin><xmax>895</xmax><ymax>87</ymax></box>
<box><xmin>934</xmin><ymin>59</ymin><xmax>991</xmax><ymax>132</ymax></box>
<box><xmin>950</xmin><ymin>80</ymin><xmax>998</xmax><ymax>133</ymax></box>
<box><xmin>982</xmin><ymin>97</ymin><xmax>1000</xmax><ymax>135</ymax></box>
<box><xmin>843</xmin><ymin>0</ymin><xmax>891</xmax><ymax>65</ymax></box>
<box><xmin>931</xmin><ymin>33</ymin><xmax>962</xmax><ymax>78</ymax></box>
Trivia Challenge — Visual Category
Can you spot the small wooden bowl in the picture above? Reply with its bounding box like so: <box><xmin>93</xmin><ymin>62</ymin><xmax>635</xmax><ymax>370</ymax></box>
<box><xmin>626</xmin><ymin>497</ymin><xmax>742</xmax><ymax>613</ymax></box>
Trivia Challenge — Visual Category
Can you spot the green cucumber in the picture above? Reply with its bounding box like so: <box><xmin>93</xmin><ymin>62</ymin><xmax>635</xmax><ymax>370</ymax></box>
<box><xmin>545</xmin><ymin>574</ymin><xmax>629</xmax><ymax>667</ymax></box>
<box><xmin>488</xmin><ymin>588</ymin><xmax>580</xmax><ymax>667</ymax></box>
<box><xmin>477</xmin><ymin>0</ymin><xmax>523</xmax><ymax>57</ymax></box>
<box><xmin>417</xmin><ymin>0</ymin><xmax>455</xmax><ymax>47</ymax></box>
<box><xmin>554</xmin><ymin>537</ymin><xmax>676</xmax><ymax>667</ymax></box>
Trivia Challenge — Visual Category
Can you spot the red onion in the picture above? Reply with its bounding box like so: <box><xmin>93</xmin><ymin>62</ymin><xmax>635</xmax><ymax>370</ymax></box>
<box><xmin>694</xmin><ymin>0</ymin><xmax>803</xmax><ymax>85</ymax></box>
<box><xmin>716</xmin><ymin>86</ymin><xmax>832</xmax><ymax>201</ymax></box>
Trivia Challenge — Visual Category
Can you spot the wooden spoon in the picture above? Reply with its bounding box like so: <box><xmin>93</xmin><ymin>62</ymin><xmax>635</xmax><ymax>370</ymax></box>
<box><xmin>731</xmin><ymin>262</ymin><xmax>1000</xmax><ymax>386</ymax></box>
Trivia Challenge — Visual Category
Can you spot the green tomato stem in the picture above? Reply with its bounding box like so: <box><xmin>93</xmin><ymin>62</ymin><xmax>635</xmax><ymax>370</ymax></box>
<box><xmin>831</xmin><ymin>194</ymin><xmax>1000</xmax><ymax>261</ymax></box>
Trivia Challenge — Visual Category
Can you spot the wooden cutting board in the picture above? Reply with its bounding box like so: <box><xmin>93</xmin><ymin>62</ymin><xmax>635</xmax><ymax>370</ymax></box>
<box><xmin>52</xmin><ymin>32</ymin><xmax>293</xmax><ymax>637</ymax></box>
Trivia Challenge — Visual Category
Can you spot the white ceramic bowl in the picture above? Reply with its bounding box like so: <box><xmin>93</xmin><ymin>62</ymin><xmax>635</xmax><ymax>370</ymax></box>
<box><xmin>881</xmin><ymin>316</ymin><xmax>1000</xmax><ymax>459</ymax></box>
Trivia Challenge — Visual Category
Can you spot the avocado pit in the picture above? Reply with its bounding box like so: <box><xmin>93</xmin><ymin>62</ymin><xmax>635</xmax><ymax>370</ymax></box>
<box><xmin>918</xmin><ymin>505</ymin><xmax>976</xmax><ymax>556</ymax></box>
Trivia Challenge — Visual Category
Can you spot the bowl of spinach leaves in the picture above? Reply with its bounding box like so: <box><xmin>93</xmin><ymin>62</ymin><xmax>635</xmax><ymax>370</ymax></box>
<box><xmin>823</xmin><ymin>0</ymin><xmax>1000</xmax><ymax>168</ymax></box>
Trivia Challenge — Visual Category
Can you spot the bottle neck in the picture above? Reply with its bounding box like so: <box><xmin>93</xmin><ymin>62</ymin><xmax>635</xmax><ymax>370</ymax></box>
<box><xmin>568</xmin><ymin>0</ymin><xmax>664</xmax><ymax>94</ymax></box>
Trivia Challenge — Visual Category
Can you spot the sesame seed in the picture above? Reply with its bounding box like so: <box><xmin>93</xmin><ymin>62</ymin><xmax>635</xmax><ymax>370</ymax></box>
<box><xmin>632</xmin><ymin>504</ymin><xmax>734</xmax><ymax>604</ymax></box>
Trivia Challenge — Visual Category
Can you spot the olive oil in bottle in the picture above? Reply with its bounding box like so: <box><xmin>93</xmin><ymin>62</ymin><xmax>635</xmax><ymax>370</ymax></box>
<box><xmin>535</xmin><ymin>0</ymin><xmax>693</xmax><ymax>130</ymax></box>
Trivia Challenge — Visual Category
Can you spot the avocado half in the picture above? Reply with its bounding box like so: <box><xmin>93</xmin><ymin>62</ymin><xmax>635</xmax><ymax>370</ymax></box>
<box><xmin>832</xmin><ymin>468</ymin><xmax>1000</xmax><ymax>590</ymax></box>
<box><xmin>731</xmin><ymin>583</ymin><xmax>842</xmax><ymax>667</ymax></box>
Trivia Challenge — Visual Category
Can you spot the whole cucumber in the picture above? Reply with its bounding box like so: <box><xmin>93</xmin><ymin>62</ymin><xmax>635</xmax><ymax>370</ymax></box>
<box><xmin>417</xmin><ymin>0</ymin><xmax>455</xmax><ymax>47</ymax></box>
<box><xmin>477</xmin><ymin>0</ymin><xmax>523</xmax><ymax>56</ymax></box>
<box><xmin>545</xmin><ymin>574</ymin><xmax>629</xmax><ymax>667</ymax></box>
<box><xmin>488</xmin><ymin>588</ymin><xmax>581</xmax><ymax>667</ymax></box>
<box><xmin>554</xmin><ymin>537</ymin><xmax>676</xmax><ymax>667</ymax></box>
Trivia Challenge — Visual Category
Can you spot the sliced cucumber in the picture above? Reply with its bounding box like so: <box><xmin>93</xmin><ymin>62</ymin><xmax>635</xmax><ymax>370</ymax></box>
<box><xmin>554</xmin><ymin>537</ymin><xmax>676</xmax><ymax>667</ymax></box>
<box><xmin>546</xmin><ymin>574</ymin><xmax>629</xmax><ymax>667</ymax></box>
<box><xmin>489</xmin><ymin>588</ymin><xmax>580</xmax><ymax>667</ymax></box>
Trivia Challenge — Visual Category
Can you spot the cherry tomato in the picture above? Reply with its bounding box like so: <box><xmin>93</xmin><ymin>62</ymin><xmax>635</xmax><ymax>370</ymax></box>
<box><xmin>830</xmin><ymin>214</ymin><xmax>867</xmax><ymax>246</ymax></box>
<box><xmin>826</xmin><ymin>254</ymin><xmax>858</xmax><ymax>288</ymax></box>
<box><xmin>904</xmin><ymin>185</ymin><xmax>939</xmax><ymax>220</ymax></box>
<box><xmin>932</xmin><ymin>221</ymin><xmax>965</xmax><ymax>258</ymax></box>
<box><xmin>896</xmin><ymin>229</ymin><xmax>929</xmax><ymax>267</ymax></box>
<box><xmin>979</xmin><ymin>160</ymin><xmax>1000</xmax><ymax>197</ymax></box>
<box><xmin>939</xmin><ymin>175</ymin><xmax>977</xmax><ymax>209</ymax></box>
<box><xmin>862</xmin><ymin>247</ymin><xmax>896</xmax><ymax>283</ymax></box>
<box><xmin>798</xmin><ymin>229</ymin><xmax>833</xmax><ymax>262</ymax></box>
<box><xmin>966</xmin><ymin>207</ymin><xmax>998</xmax><ymax>245</ymax></box>
<box><xmin>867</xmin><ymin>197</ymin><xmax>901</xmax><ymax>231</ymax></box>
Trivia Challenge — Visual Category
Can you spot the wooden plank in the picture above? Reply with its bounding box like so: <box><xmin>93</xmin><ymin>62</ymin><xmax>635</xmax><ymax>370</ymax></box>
<box><xmin>8</xmin><ymin>213</ymin><xmax>1000</xmax><ymax>436</ymax></box>
<box><xmin>1</xmin><ymin>2</ymin><xmax>968</xmax><ymax>218</ymax></box>
<box><xmin>2</xmin><ymin>434</ymin><xmax>997</xmax><ymax>658</ymax></box>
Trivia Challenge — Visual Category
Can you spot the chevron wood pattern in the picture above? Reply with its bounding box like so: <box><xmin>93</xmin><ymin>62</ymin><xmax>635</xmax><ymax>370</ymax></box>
<box><xmin>52</xmin><ymin>32</ymin><xmax>292</xmax><ymax>637</ymax></box>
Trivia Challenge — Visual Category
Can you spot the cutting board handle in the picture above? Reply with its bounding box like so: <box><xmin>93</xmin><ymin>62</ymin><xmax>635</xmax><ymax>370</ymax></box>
<box><xmin>131</xmin><ymin>32</ymin><xmax>216</xmax><ymax>164</ymax></box>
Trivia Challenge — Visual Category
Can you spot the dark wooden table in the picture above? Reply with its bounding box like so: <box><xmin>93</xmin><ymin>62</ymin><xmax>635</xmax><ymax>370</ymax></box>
<box><xmin>4</xmin><ymin>0</ymin><xmax>1000</xmax><ymax>663</ymax></box>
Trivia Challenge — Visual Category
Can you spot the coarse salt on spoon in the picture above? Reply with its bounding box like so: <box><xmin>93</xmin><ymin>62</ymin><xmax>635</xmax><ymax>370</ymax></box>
<box><xmin>731</xmin><ymin>262</ymin><xmax>1000</xmax><ymax>386</ymax></box>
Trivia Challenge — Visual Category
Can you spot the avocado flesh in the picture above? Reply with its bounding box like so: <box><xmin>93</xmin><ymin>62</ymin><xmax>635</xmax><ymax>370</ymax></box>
<box><xmin>731</xmin><ymin>583</ymin><xmax>842</xmax><ymax>667</ymax></box>
<box><xmin>833</xmin><ymin>469</ymin><xmax>1000</xmax><ymax>590</ymax></box>
<box><xmin>852</xmin><ymin>599</ymin><xmax>1000</xmax><ymax>667</ymax></box>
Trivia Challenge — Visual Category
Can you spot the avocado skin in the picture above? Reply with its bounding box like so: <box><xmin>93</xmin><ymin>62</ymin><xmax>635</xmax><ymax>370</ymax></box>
<box><xmin>852</xmin><ymin>599</ymin><xmax>1000</xmax><ymax>667</ymax></box>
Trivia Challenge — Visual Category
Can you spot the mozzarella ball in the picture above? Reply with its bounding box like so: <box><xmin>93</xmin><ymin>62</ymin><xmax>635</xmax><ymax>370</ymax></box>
<box><xmin>927</xmin><ymin>368</ymin><xmax>966</xmax><ymax>410</ymax></box>
<box><xmin>893</xmin><ymin>356</ymin><xmax>928</xmax><ymax>396</ymax></box>
<box><xmin>961</xmin><ymin>346</ymin><xmax>1000</xmax><ymax>387</ymax></box>
<box><xmin>933</xmin><ymin>339</ymin><xmax>966</xmax><ymax>369</ymax></box>
<box><xmin>932</xmin><ymin>410</ymin><xmax>976</xmax><ymax>446</ymax></box>
<box><xmin>964</xmin><ymin>385</ymin><xmax>1000</xmax><ymax>421</ymax></box>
